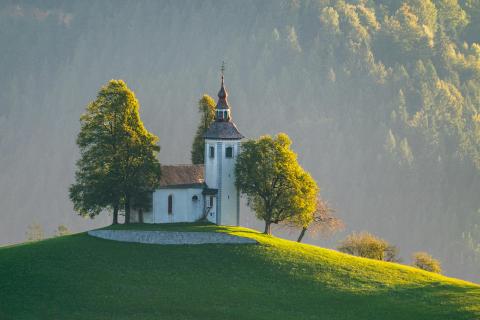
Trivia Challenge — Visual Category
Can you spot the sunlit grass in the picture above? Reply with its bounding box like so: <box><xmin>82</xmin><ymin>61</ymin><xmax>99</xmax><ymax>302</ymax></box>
<box><xmin>0</xmin><ymin>222</ymin><xmax>478</xmax><ymax>319</ymax></box>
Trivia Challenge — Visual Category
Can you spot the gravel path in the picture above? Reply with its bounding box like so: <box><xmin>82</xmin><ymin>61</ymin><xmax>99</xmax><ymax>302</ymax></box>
<box><xmin>88</xmin><ymin>230</ymin><xmax>257</xmax><ymax>245</ymax></box>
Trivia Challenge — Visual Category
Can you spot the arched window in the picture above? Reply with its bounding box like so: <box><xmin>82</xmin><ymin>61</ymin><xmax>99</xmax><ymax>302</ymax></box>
<box><xmin>167</xmin><ymin>194</ymin><xmax>173</xmax><ymax>214</ymax></box>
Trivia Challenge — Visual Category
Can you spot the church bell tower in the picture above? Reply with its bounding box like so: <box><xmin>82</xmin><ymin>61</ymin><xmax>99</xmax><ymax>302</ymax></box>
<box><xmin>203</xmin><ymin>65</ymin><xmax>244</xmax><ymax>225</ymax></box>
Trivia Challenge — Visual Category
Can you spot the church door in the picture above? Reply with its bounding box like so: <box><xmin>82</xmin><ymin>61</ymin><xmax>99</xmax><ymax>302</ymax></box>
<box><xmin>168</xmin><ymin>194</ymin><xmax>173</xmax><ymax>223</ymax></box>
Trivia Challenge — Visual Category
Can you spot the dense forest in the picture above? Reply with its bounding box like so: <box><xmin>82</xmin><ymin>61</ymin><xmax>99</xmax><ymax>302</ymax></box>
<box><xmin>0</xmin><ymin>0</ymin><xmax>479</xmax><ymax>281</ymax></box>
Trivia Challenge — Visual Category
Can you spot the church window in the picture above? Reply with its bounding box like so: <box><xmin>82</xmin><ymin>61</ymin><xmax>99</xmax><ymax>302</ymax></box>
<box><xmin>209</xmin><ymin>196</ymin><xmax>214</xmax><ymax>207</ymax></box>
<box><xmin>224</xmin><ymin>110</ymin><xmax>228</xmax><ymax>120</ymax></box>
<box><xmin>167</xmin><ymin>195</ymin><xmax>173</xmax><ymax>214</ymax></box>
<box><xmin>226</xmin><ymin>146</ymin><xmax>233</xmax><ymax>158</ymax></box>
<box><xmin>209</xmin><ymin>146</ymin><xmax>215</xmax><ymax>158</ymax></box>
<box><xmin>192</xmin><ymin>195</ymin><xmax>198</xmax><ymax>201</ymax></box>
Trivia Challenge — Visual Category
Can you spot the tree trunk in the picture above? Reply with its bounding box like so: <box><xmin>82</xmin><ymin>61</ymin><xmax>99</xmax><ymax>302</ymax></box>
<box><xmin>139</xmin><ymin>208</ymin><xmax>144</xmax><ymax>224</ymax></box>
<box><xmin>112</xmin><ymin>205</ymin><xmax>119</xmax><ymax>225</ymax></box>
<box><xmin>264</xmin><ymin>221</ymin><xmax>272</xmax><ymax>235</ymax></box>
<box><xmin>297</xmin><ymin>227</ymin><xmax>307</xmax><ymax>243</ymax></box>
<box><xmin>124</xmin><ymin>196</ymin><xmax>131</xmax><ymax>224</ymax></box>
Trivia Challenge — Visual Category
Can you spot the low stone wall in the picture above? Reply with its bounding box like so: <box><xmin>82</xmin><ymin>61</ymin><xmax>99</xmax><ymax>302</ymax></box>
<box><xmin>88</xmin><ymin>230</ymin><xmax>257</xmax><ymax>245</ymax></box>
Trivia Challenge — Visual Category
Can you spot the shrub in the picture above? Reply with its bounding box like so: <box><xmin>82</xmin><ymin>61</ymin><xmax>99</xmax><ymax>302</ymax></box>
<box><xmin>412</xmin><ymin>252</ymin><xmax>442</xmax><ymax>273</ymax></box>
<box><xmin>338</xmin><ymin>232</ymin><xmax>391</xmax><ymax>261</ymax></box>
<box><xmin>384</xmin><ymin>245</ymin><xmax>402</xmax><ymax>263</ymax></box>
<box><xmin>55</xmin><ymin>225</ymin><xmax>70</xmax><ymax>237</ymax></box>
<box><xmin>26</xmin><ymin>223</ymin><xmax>44</xmax><ymax>242</ymax></box>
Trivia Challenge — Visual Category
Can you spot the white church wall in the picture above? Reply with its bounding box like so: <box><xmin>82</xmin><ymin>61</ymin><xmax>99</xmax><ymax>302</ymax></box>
<box><xmin>152</xmin><ymin>187</ymin><xmax>204</xmax><ymax>223</ymax></box>
<box><xmin>205</xmin><ymin>138</ymin><xmax>241</xmax><ymax>226</ymax></box>
<box><xmin>219</xmin><ymin>141</ymin><xmax>240</xmax><ymax>225</ymax></box>
<box><xmin>204</xmin><ymin>140</ymin><xmax>218</xmax><ymax>189</ymax></box>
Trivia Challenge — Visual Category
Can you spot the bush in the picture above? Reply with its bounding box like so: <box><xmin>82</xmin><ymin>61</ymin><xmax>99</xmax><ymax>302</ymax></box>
<box><xmin>384</xmin><ymin>245</ymin><xmax>402</xmax><ymax>263</ymax></box>
<box><xmin>55</xmin><ymin>225</ymin><xmax>70</xmax><ymax>237</ymax></box>
<box><xmin>26</xmin><ymin>223</ymin><xmax>44</xmax><ymax>242</ymax></box>
<box><xmin>412</xmin><ymin>252</ymin><xmax>442</xmax><ymax>274</ymax></box>
<box><xmin>338</xmin><ymin>232</ymin><xmax>394</xmax><ymax>261</ymax></box>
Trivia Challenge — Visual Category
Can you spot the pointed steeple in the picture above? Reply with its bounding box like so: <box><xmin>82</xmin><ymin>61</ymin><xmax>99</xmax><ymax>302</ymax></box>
<box><xmin>204</xmin><ymin>62</ymin><xmax>244</xmax><ymax>140</ymax></box>
<box><xmin>216</xmin><ymin>62</ymin><xmax>230</xmax><ymax>113</ymax></box>
<box><xmin>217</xmin><ymin>74</ymin><xmax>228</xmax><ymax>101</ymax></box>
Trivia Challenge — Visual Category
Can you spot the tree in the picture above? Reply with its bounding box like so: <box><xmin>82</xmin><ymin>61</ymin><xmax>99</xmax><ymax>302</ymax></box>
<box><xmin>131</xmin><ymin>187</ymin><xmax>153</xmax><ymax>223</ymax></box>
<box><xmin>288</xmin><ymin>197</ymin><xmax>344</xmax><ymax>243</ymax></box>
<box><xmin>191</xmin><ymin>95</ymin><xmax>215</xmax><ymax>164</ymax></box>
<box><xmin>121</xmin><ymin>129</ymin><xmax>161</xmax><ymax>224</ymax></box>
<box><xmin>399</xmin><ymin>137</ymin><xmax>414</xmax><ymax>166</ymax></box>
<box><xmin>436</xmin><ymin>0</ymin><xmax>468</xmax><ymax>37</ymax></box>
<box><xmin>464</xmin><ymin>0</ymin><xmax>480</xmax><ymax>43</ymax></box>
<box><xmin>69</xmin><ymin>80</ymin><xmax>161</xmax><ymax>224</ymax></box>
<box><xmin>412</xmin><ymin>251</ymin><xmax>442</xmax><ymax>273</ymax></box>
<box><xmin>235</xmin><ymin>133</ymin><xmax>318</xmax><ymax>234</ymax></box>
<box><xmin>385</xmin><ymin>129</ymin><xmax>397</xmax><ymax>155</ymax></box>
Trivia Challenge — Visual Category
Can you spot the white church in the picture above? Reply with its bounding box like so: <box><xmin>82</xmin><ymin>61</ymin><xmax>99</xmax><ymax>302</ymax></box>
<box><xmin>131</xmin><ymin>73</ymin><xmax>244</xmax><ymax>225</ymax></box>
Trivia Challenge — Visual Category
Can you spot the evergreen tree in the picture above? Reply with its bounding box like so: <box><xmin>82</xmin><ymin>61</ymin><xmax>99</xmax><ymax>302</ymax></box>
<box><xmin>399</xmin><ymin>137</ymin><xmax>414</xmax><ymax>166</ymax></box>
<box><xmin>385</xmin><ymin>129</ymin><xmax>397</xmax><ymax>155</ymax></box>
<box><xmin>191</xmin><ymin>95</ymin><xmax>215</xmax><ymax>164</ymax></box>
<box><xmin>436</xmin><ymin>0</ymin><xmax>468</xmax><ymax>37</ymax></box>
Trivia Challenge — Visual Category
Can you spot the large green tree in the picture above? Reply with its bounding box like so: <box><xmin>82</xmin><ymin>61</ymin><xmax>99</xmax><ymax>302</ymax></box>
<box><xmin>70</xmin><ymin>80</ymin><xmax>161</xmax><ymax>224</ymax></box>
<box><xmin>191</xmin><ymin>95</ymin><xmax>215</xmax><ymax>164</ymax></box>
<box><xmin>235</xmin><ymin>133</ymin><xmax>318</xmax><ymax>234</ymax></box>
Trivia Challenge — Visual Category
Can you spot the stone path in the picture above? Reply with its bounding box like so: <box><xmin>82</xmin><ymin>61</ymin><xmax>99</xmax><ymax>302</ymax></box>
<box><xmin>88</xmin><ymin>229</ymin><xmax>257</xmax><ymax>245</ymax></box>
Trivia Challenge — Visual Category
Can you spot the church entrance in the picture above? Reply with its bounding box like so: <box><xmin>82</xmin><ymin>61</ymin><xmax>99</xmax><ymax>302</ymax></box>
<box><xmin>168</xmin><ymin>194</ymin><xmax>173</xmax><ymax>222</ymax></box>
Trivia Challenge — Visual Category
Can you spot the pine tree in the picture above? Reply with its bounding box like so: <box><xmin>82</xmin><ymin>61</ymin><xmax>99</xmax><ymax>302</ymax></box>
<box><xmin>385</xmin><ymin>129</ymin><xmax>397</xmax><ymax>155</ymax></box>
<box><xmin>399</xmin><ymin>137</ymin><xmax>414</xmax><ymax>166</ymax></box>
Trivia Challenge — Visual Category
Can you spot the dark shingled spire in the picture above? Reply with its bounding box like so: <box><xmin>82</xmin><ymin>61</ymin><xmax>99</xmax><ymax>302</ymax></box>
<box><xmin>204</xmin><ymin>63</ymin><xmax>244</xmax><ymax>140</ymax></box>
<box><xmin>216</xmin><ymin>63</ymin><xmax>230</xmax><ymax>110</ymax></box>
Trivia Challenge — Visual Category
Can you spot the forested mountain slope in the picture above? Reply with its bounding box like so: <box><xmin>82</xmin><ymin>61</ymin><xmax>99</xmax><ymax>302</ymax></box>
<box><xmin>0</xmin><ymin>0</ymin><xmax>479</xmax><ymax>281</ymax></box>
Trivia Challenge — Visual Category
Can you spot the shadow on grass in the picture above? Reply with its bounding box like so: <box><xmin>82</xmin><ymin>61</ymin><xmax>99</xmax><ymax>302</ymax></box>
<box><xmin>1</xmin><ymin>230</ymin><xmax>478</xmax><ymax>320</ymax></box>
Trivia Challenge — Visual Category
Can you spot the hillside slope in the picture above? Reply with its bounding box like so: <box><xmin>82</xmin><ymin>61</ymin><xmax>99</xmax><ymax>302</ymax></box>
<box><xmin>2</xmin><ymin>0</ymin><xmax>480</xmax><ymax>281</ymax></box>
<box><xmin>0</xmin><ymin>224</ymin><xmax>478</xmax><ymax>320</ymax></box>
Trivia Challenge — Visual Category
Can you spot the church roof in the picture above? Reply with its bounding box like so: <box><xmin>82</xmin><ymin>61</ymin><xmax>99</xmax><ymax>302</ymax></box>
<box><xmin>216</xmin><ymin>75</ymin><xmax>230</xmax><ymax>110</ymax></box>
<box><xmin>159</xmin><ymin>164</ymin><xmax>205</xmax><ymax>188</ymax></box>
<box><xmin>204</xmin><ymin>121</ymin><xmax>244</xmax><ymax>140</ymax></box>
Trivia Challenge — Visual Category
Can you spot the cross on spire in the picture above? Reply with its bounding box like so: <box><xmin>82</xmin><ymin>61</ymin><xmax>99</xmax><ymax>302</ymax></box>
<box><xmin>218</xmin><ymin>61</ymin><xmax>228</xmax><ymax>101</ymax></box>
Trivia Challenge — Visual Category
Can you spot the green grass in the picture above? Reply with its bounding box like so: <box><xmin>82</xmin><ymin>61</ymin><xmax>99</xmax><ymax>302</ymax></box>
<box><xmin>1</xmin><ymin>223</ymin><xmax>479</xmax><ymax>319</ymax></box>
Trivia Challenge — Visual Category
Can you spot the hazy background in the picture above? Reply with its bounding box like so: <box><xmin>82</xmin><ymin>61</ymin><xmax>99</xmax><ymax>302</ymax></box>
<box><xmin>1</xmin><ymin>0</ymin><xmax>479</xmax><ymax>282</ymax></box>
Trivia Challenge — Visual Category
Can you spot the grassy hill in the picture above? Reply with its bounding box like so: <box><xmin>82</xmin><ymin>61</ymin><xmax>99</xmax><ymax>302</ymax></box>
<box><xmin>0</xmin><ymin>223</ymin><xmax>479</xmax><ymax>320</ymax></box>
